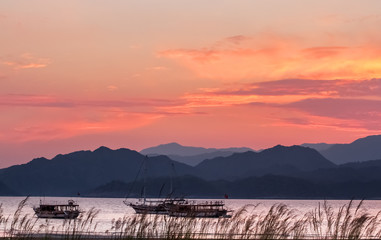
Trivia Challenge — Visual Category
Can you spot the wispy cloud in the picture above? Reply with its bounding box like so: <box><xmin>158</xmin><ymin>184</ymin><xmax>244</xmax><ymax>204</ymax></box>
<box><xmin>159</xmin><ymin>34</ymin><xmax>381</xmax><ymax>81</ymax></box>
<box><xmin>107</xmin><ymin>85</ymin><xmax>118</xmax><ymax>91</ymax></box>
<box><xmin>301</xmin><ymin>47</ymin><xmax>349</xmax><ymax>58</ymax></box>
<box><xmin>210</xmin><ymin>78</ymin><xmax>381</xmax><ymax>98</ymax></box>
<box><xmin>1</xmin><ymin>53</ymin><xmax>50</xmax><ymax>69</ymax></box>
<box><xmin>6</xmin><ymin>111</ymin><xmax>161</xmax><ymax>142</ymax></box>
<box><xmin>0</xmin><ymin>94</ymin><xmax>191</xmax><ymax>142</ymax></box>
<box><xmin>0</xmin><ymin>94</ymin><xmax>182</xmax><ymax>109</ymax></box>
<box><xmin>162</xmin><ymin>78</ymin><xmax>381</xmax><ymax>132</ymax></box>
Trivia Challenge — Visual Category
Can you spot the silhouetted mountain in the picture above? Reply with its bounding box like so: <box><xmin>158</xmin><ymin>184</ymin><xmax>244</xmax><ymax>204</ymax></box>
<box><xmin>0</xmin><ymin>147</ymin><xmax>193</xmax><ymax>196</ymax></box>
<box><xmin>140</xmin><ymin>142</ymin><xmax>252</xmax><ymax>157</ymax></box>
<box><xmin>194</xmin><ymin>145</ymin><xmax>336</xmax><ymax>180</ymax></box>
<box><xmin>301</xmin><ymin>143</ymin><xmax>336</xmax><ymax>152</ymax></box>
<box><xmin>0</xmin><ymin>181</ymin><xmax>18</xmax><ymax>196</ymax></box>
<box><xmin>4</xmin><ymin>141</ymin><xmax>381</xmax><ymax>198</ymax></box>
<box><xmin>321</xmin><ymin>135</ymin><xmax>381</xmax><ymax>164</ymax></box>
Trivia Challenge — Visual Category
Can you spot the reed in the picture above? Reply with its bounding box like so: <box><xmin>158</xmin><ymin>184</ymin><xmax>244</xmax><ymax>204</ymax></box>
<box><xmin>1</xmin><ymin>198</ymin><xmax>381</xmax><ymax>240</ymax></box>
<box><xmin>307</xmin><ymin>200</ymin><xmax>381</xmax><ymax>240</ymax></box>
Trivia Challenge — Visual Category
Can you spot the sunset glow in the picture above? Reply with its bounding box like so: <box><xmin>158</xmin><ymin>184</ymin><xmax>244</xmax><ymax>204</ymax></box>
<box><xmin>1</xmin><ymin>0</ymin><xmax>381</xmax><ymax>167</ymax></box>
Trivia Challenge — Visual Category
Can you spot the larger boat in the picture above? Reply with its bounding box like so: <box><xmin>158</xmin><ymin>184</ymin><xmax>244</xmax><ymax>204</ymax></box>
<box><xmin>124</xmin><ymin>156</ymin><xmax>231</xmax><ymax>218</ymax></box>
<box><xmin>124</xmin><ymin>198</ymin><xmax>185</xmax><ymax>215</ymax></box>
<box><xmin>167</xmin><ymin>200</ymin><xmax>231</xmax><ymax>218</ymax></box>
<box><xmin>33</xmin><ymin>199</ymin><xmax>81</xmax><ymax>219</ymax></box>
<box><xmin>126</xmin><ymin>198</ymin><xmax>231</xmax><ymax>218</ymax></box>
<box><xmin>124</xmin><ymin>155</ymin><xmax>177</xmax><ymax>215</ymax></box>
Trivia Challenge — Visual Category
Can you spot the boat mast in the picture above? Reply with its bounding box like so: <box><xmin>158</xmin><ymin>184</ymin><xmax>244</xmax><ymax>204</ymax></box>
<box><xmin>143</xmin><ymin>156</ymin><xmax>147</xmax><ymax>204</ymax></box>
<box><xmin>170</xmin><ymin>162</ymin><xmax>174</xmax><ymax>196</ymax></box>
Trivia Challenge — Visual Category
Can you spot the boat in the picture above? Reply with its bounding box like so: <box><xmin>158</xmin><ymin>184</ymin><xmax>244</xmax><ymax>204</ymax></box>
<box><xmin>124</xmin><ymin>155</ymin><xmax>178</xmax><ymax>215</ymax></box>
<box><xmin>167</xmin><ymin>200</ymin><xmax>231</xmax><ymax>218</ymax></box>
<box><xmin>124</xmin><ymin>156</ymin><xmax>231</xmax><ymax>218</ymax></box>
<box><xmin>33</xmin><ymin>199</ymin><xmax>81</xmax><ymax>219</ymax></box>
<box><xmin>124</xmin><ymin>198</ymin><xmax>185</xmax><ymax>215</ymax></box>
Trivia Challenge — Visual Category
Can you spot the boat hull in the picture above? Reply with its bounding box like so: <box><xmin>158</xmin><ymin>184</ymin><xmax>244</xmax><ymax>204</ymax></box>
<box><xmin>126</xmin><ymin>199</ymin><xmax>231</xmax><ymax>218</ymax></box>
<box><xmin>168</xmin><ymin>208</ymin><xmax>228</xmax><ymax>218</ymax></box>
<box><xmin>130</xmin><ymin>205</ymin><xmax>168</xmax><ymax>215</ymax></box>
<box><xmin>34</xmin><ymin>210</ymin><xmax>80</xmax><ymax>219</ymax></box>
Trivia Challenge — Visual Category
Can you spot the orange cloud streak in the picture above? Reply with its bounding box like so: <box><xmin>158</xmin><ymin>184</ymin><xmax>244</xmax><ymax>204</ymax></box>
<box><xmin>1</xmin><ymin>109</ymin><xmax>162</xmax><ymax>143</ymax></box>
<box><xmin>0</xmin><ymin>94</ymin><xmax>196</xmax><ymax>143</ymax></box>
<box><xmin>159</xmin><ymin>35</ymin><xmax>381</xmax><ymax>81</ymax></box>
<box><xmin>1</xmin><ymin>53</ymin><xmax>50</xmax><ymax>70</ymax></box>
<box><xmin>158</xmin><ymin>78</ymin><xmax>381</xmax><ymax>133</ymax></box>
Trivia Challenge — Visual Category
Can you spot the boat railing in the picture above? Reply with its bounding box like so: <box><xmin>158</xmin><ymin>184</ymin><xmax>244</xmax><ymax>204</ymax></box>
<box><xmin>36</xmin><ymin>199</ymin><xmax>78</xmax><ymax>206</ymax></box>
<box><xmin>179</xmin><ymin>200</ymin><xmax>225</xmax><ymax>206</ymax></box>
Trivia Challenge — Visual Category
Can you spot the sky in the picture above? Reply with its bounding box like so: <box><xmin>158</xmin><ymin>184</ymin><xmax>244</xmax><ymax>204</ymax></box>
<box><xmin>1</xmin><ymin>0</ymin><xmax>381</xmax><ymax>168</ymax></box>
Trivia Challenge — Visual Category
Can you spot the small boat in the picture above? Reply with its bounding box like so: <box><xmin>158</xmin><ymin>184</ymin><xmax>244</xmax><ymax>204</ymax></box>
<box><xmin>167</xmin><ymin>200</ymin><xmax>231</xmax><ymax>218</ymax></box>
<box><xmin>33</xmin><ymin>200</ymin><xmax>81</xmax><ymax>219</ymax></box>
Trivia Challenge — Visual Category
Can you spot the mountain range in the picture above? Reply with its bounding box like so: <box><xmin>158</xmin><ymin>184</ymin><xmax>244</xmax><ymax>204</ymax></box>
<box><xmin>2</xmin><ymin>135</ymin><xmax>381</xmax><ymax>198</ymax></box>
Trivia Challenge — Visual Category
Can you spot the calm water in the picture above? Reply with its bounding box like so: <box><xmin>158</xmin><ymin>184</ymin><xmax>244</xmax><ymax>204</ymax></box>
<box><xmin>1</xmin><ymin>197</ymin><xmax>381</xmax><ymax>233</ymax></box>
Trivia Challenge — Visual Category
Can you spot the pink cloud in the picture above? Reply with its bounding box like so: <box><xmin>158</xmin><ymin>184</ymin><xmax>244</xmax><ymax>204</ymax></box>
<box><xmin>286</xmin><ymin>98</ymin><xmax>381</xmax><ymax>131</ymax></box>
<box><xmin>4</xmin><ymin>111</ymin><xmax>160</xmax><ymax>143</ymax></box>
<box><xmin>212</xmin><ymin>78</ymin><xmax>381</xmax><ymax>97</ymax></box>
<box><xmin>1</xmin><ymin>53</ymin><xmax>50</xmax><ymax>69</ymax></box>
<box><xmin>301</xmin><ymin>46</ymin><xmax>349</xmax><ymax>58</ymax></box>
<box><xmin>0</xmin><ymin>94</ymin><xmax>206</xmax><ymax>143</ymax></box>
<box><xmin>0</xmin><ymin>94</ymin><xmax>182</xmax><ymax>109</ymax></box>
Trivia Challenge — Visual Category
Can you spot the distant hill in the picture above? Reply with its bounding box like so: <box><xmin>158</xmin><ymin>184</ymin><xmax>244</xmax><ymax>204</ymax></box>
<box><xmin>141</xmin><ymin>143</ymin><xmax>252</xmax><ymax>156</ymax></box>
<box><xmin>342</xmin><ymin>159</ymin><xmax>381</xmax><ymax>169</ymax></box>
<box><xmin>301</xmin><ymin>143</ymin><xmax>336</xmax><ymax>152</ymax></box>
<box><xmin>320</xmin><ymin>135</ymin><xmax>381</xmax><ymax>164</ymax></box>
<box><xmin>86</xmin><ymin>176</ymin><xmax>225</xmax><ymax>198</ymax></box>
<box><xmin>86</xmin><ymin>175</ymin><xmax>320</xmax><ymax>199</ymax></box>
<box><xmin>194</xmin><ymin>145</ymin><xmax>336</xmax><ymax>180</ymax></box>
<box><xmin>141</xmin><ymin>142</ymin><xmax>253</xmax><ymax>166</ymax></box>
<box><xmin>166</xmin><ymin>151</ymin><xmax>240</xmax><ymax>166</ymax></box>
<box><xmin>87</xmin><ymin>174</ymin><xmax>381</xmax><ymax>199</ymax></box>
<box><xmin>0</xmin><ymin>147</ymin><xmax>193</xmax><ymax>196</ymax></box>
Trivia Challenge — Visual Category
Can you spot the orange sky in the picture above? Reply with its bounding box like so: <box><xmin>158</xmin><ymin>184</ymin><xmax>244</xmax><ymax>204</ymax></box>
<box><xmin>1</xmin><ymin>0</ymin><xmax>381</xmax><ymax>167</ymax></box>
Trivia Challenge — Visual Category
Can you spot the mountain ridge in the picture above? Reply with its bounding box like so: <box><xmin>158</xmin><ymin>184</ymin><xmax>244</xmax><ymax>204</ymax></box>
<box><xmin>140</xmin><ymin>142</ymin><xmax>253</xmax><ymax>156</ymax></box>
<box><xmin>320</xmin><ymin>135</ymin><xmax>381</xmax><ymax>164</ymax></box>
<box><xmin>194</xmin><ymin>145</ymin><xmax>335</xmax><ymax>180</ymax></box>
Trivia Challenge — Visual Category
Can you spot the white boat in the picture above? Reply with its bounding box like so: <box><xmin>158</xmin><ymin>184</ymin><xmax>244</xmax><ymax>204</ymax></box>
<box><xmin>33</xmin><ymin>200</ymin><xmax>81</xmax><ymax>219</ymax></box>
<box><xmin>167</xmin><ymin>200</ymin><xmax>231</xmax><ymax>218</ymax></box>
<box><xmin>124</xmin><ymin>198</ymin><xmax>185</xmax><ymax>215</ymax></box>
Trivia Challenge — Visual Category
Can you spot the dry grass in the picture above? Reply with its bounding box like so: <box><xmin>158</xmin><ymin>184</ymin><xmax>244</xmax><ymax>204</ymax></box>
<box><xmin>1</xmin><ymin>198</ymin><xmax>381</xmax><ymax>239</ymax></box>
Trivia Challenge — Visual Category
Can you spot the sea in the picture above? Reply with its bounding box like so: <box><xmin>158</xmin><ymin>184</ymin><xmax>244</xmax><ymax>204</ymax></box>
<box><xmin>1</xmin><ymin>197</ymin><xmax>381</xmax><ymax>235</ymax></box>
